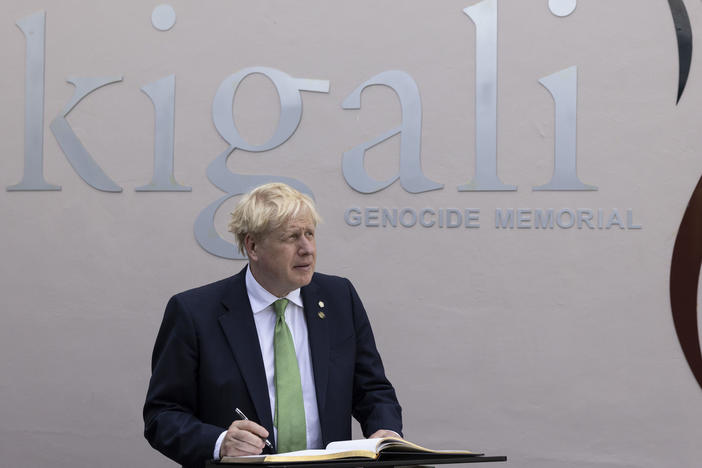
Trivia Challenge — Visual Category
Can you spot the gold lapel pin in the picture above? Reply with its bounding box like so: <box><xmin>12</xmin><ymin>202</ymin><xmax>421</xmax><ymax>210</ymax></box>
<box><xmin>318</xmin><ymin>311</ymin><xmax>326</xmax><ymax>319</ymax></box>
<box><xmin>318</xmin><ymin>301</ymin><xmax>325</xmax><ymax>308</ymax></box>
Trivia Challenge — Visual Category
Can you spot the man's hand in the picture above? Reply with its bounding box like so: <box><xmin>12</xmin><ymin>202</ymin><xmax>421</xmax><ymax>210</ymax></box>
<box><xmin>220</xmin><ymin>420</ymin><xmax>270</xmax><ymax>457</ymax></box>
<box><xmin>369</xmin><ymin>429</ymin><xmax>401</xmax><ymax>439</ymax></box>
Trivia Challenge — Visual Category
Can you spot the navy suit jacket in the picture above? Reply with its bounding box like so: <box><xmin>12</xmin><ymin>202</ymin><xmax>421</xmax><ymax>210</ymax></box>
<box><xmin>143</xmin><ymin>267</ymin><xmax>402</xmax><ymax>468</ymax></box>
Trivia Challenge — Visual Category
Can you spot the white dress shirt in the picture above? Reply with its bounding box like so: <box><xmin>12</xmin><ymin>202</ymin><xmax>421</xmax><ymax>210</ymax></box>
<box><xmin>214</xmin><ymin>267</ymin><xmax>322</xmax><ymax>458</ymax></box>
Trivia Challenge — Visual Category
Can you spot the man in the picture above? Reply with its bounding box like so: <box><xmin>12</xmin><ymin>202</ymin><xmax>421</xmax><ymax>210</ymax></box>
<box><xmin>144</xmin><ymin>183</ymin><xmax>402</xmax><ymax>468</ymax></box>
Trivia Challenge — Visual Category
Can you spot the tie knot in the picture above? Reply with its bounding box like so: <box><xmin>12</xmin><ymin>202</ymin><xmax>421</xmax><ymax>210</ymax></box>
<box><xmin>273</xmin><ymin>298</ymin><xmax>289</xmax><ymax>319</ymax></box>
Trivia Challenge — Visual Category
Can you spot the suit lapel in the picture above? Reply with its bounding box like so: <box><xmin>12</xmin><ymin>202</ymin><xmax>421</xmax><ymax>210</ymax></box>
<box><xmin>301</xmin><ymin>279</ymin><xmax>330</xmax><ymax>416</ymax></box>
<box><xmin>217</xmin><ymin>269</ymin><xmax>274</xmax><ymax>439</ymax></box>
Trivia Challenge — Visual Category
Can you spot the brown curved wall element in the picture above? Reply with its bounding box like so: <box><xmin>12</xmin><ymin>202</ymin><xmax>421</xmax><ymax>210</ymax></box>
<box><xmin>671</xmin><ymin>174</ymin><xmax>702</xmax><ymax>391</ymax></box>
<box><xmin>668</xmin><ymin>0</ymin><xmax>693</xmax><ymax>103</ymax></box>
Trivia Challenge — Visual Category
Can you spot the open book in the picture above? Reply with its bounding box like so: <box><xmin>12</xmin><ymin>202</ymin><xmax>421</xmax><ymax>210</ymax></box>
<box><xmin>220</xmin><ymin>437</ymin><xmax>476</xmax><ymax>464</ymax></box>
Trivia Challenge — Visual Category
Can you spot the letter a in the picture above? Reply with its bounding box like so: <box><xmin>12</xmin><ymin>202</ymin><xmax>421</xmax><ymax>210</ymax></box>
<box><xmin>342</xmin><ymin>70</ymin><xmax>443</xmax><ymax>194</ymax></box>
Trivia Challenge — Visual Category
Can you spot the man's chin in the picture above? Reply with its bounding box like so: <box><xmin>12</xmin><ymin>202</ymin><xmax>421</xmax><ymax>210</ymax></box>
<box><xmin>292</xmin><ymin>268</ymin><xmax>314</xmax><ymax>286</ymax></box>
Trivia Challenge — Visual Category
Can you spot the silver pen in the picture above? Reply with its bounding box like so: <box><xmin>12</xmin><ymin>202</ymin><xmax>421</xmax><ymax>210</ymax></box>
<box><xmin>234</xmin><ymin>407</ymin><xmax>273</xmax><ymax>449</ymax></box>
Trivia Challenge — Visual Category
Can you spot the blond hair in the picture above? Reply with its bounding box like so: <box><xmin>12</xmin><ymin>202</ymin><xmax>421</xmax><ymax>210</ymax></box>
<box><xmin>228</xmin><ymin>183</ymin><xmax>321</xmax><ymax>254</ymax></box>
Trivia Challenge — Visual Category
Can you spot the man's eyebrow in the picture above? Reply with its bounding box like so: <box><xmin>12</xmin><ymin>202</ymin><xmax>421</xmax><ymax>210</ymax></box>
<box><xmin>279</xmin><ymin>228</ymin><xmax>300</xmax><ymax>237</ymax></box>
<box><xmin>279</xmin><ymin>223</ymin><xmax>314</xmax><ymax>235</ymax></box>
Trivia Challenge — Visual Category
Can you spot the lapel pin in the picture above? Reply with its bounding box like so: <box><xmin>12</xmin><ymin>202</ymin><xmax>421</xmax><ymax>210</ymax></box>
<box><xmin>318</xmin><ymin>311</ymin><xmax>326</xmax><ymax>319</ymax></box>
<box><xmin>318</xmin><ymin>301</ymin><xmax>325</xmax><ymax>308</ymax></box>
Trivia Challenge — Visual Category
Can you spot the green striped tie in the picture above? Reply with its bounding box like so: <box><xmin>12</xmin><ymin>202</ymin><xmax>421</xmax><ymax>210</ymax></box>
<box><xmin>272</xmin><ymin>298</ymin><xmax>307</xmax><ymax>453</ymax></box>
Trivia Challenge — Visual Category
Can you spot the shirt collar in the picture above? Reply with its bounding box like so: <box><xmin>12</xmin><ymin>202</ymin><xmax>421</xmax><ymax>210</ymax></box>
<box><xmin>245</xmin><ymin>265</ymin><xmax>303</xmax><ymax>314</ymax></box>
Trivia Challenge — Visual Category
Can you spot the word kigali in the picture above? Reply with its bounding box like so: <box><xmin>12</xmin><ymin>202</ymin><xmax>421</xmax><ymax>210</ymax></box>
<box><xmin>8</xmin><ymin>2</ymin><xmax>636</xmax><ymax>259</ymax></box>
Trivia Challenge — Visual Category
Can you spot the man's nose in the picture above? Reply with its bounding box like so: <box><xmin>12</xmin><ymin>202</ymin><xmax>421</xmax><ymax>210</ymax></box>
<box><xmin>297</xmin><ymin>236</ymin><xmax>314</xmax><ymax>254</ymax></box>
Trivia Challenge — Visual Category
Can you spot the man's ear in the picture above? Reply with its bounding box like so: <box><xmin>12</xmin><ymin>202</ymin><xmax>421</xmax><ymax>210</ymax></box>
<box><xmin>244</xmin><ymin>233</ymin><xmax>258</xmax><ymax>261</ymax></box>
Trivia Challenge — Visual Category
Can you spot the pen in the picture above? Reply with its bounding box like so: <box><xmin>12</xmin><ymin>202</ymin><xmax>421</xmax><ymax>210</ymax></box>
<box><xmin>234</xmin><ymin>407</ymin><xmax>273</xmax><ymax>449</ymax></box>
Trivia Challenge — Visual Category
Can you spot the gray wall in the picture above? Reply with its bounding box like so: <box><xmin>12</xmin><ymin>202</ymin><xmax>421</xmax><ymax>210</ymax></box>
<box><xmin>2</xmin><ymin>1</ymin><xmax>701</xmax><ymax>467</ymax></box>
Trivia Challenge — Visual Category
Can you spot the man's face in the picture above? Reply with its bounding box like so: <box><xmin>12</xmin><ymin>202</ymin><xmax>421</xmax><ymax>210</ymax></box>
<box><xmin>246</xmin><ymin>215</ymin><xmax>317</xmax><ymax>297</ymax></box>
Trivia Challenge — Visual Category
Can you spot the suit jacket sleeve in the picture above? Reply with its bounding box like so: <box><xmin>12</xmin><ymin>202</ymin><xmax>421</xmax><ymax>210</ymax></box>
<box><xmin>143</xmin><ymin>295</ymin><xmax>224</xmax><ymax>467</ymax></box>
<box><xmin>347</xmin><ymin>279</ymin><xmax>403</xmax><ymax>437</ymax></box>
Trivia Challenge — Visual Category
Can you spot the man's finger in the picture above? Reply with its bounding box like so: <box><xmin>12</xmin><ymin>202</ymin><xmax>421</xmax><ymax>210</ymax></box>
<box><xmin>229</xmin><ymin>419</ymin><xmax>270</xmax><ymax>438</ymax></box>
<box><xmin>368</xmin><ymin>429</ymin><xmax>401</xmax><ymax>439</ymax></box>
<box><xmin>221</xmin><ymin>441</ymin><xmax>261</xmax><ymax>457</ymax></box>
<box><xmin>230</xmin><ymin>429</ymin><xmax>265</xmax><ymax>450</ymax></box>
<box><xmin>229</xmin><ymin>436</ymin><xmax>264</xmax><ymax>454</ymax></box>
<box><xmin>225</xmin><ymin>419</ymin><xmax>269</xmax><ymax>452</ymax></box>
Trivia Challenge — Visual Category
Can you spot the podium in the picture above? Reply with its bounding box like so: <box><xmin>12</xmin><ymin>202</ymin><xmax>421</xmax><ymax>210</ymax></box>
<box><xmin>206</xmin><ymin>453</ymin><xmax>507</xmax><ymax>467</ymax></box>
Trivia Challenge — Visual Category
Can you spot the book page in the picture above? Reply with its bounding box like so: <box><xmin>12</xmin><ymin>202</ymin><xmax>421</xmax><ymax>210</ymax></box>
<box><xmin>325</xmin><ymin>438</ymin><xmax>385</xmax><ymax>453</ymax></box>
<box><xmin>377</xmin><ymin>438</ymin><xmax>474</xmax><ymax>454</ymax></box>
<box><xmin>222</xmin><ymin>446</ymin><xmax>379</xmax><ymax>464</ymax></box>
<box><xmin>326</xmin><ymin>437</ymin><xmax>474</xmax><ymax>455</ymax></box>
